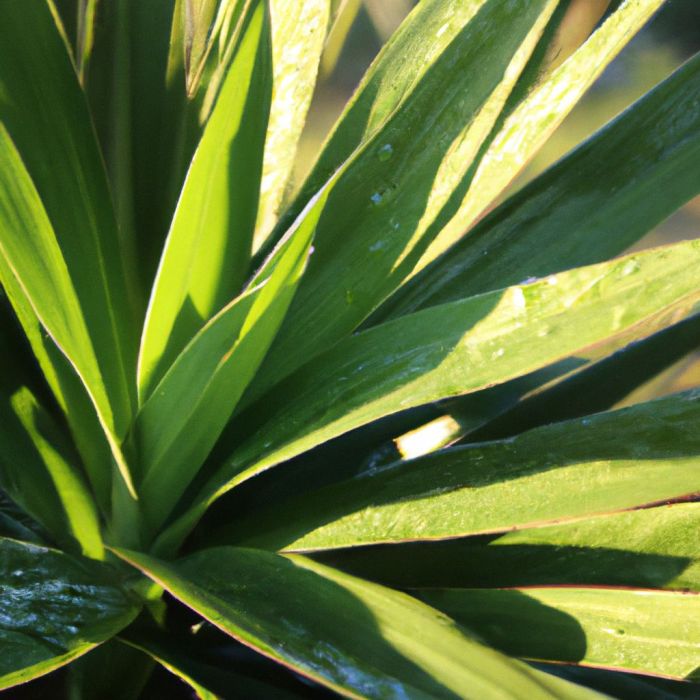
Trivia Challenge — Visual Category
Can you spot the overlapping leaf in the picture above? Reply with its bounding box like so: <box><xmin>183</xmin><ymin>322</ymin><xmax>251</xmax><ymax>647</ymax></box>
<box><xmin>0</xmin><ymin>128</ymin><xmax>134</xmax><ymax>495</ymax></box>
<box><xmin>234</xmin><ymin>242</ymin><xmax>700</xmax><ymax>484</ymax></box>
<box><xmin>0</xmin><ymin>1</ymin><xmax>138</xmax><ymax>434</ymax></box>
<box><xmin>0</xmin><ymin>538</ymin><xmax>139</xmax><ymax>691</ymax></box>
<box><xmin>377</xmin><ymin>49</ymin><xmax>700</xmax><ymax>321</ymax></box>
<box><xmin>420</xmin><ymin>587</ymin><xmax>700</xmax><ymax>680</ymax></box>
<box><xmin>138</xmin><ymin>0</ymin><xmax>272</xmax><ymax>401</ymax></box>
<box><xmin>115</xmin><ymin>546</ymin><xmax>603</xmax><ymax>700</ymax></box>
<box><xmin>245</xmin><ymin>0</ymin><xmax>561</xmax><ymax>398</ymax></box>
<box><xmin>254</xmin><ymin>0</ymin><xmax>330</xmax><ymax>250</ymax></box>
<box><xmin>136</xmin><ymin>180</ymin><xmax>330</xmax><ymax>536</ymax></box>
<box><xmin>219</xmin><ymin>390</ymin><xmax>700</xmax><ymax>551</ymax></box>
<box><xmin>0</xmin><ymin>388</ymin><xmax>102</xmax><ymax>559</ymax></box>
<box><xmin>311</xmin><ymin>503</ymin><xmax>700</xmax><ymax>592</ymax></box>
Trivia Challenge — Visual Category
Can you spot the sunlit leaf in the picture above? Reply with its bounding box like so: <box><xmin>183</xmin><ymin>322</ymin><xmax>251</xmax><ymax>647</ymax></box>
<box><xmin>115</xmin><ymin>546</ymin><xmax>603</xmax><ymax>700</ymax></box>
<box><xmin>218</xmin><ymin>390</ymin><xmax>700</xmax><ymax>551</ymax></box>
<box><xmin>138</xmin><ymin>0</ymin><xmax>272</xmax><ymax>401</ymax></box>
<box><xmin>420</xmin><ymin>587</ymin><xmax>700</xmax><ymax>680</ymax></box>
<box><xmin>0</xmin><ymin>387</ymin><xmax>102</xmax><ymax>559</ymax></box>
<box><xmin>376</xmin><ymin>48</ymin><xmax>700</xmax><ymax>321</ymax></box>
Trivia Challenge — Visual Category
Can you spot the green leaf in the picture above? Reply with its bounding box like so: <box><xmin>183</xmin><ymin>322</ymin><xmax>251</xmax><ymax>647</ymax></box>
<box><xmin>312</xmin><ymin>502</ymin><xmax>700</xmax><ymax>592</ymax></box>
<box><xmin>222</xmin><ymin>390</ymin><xmax>700</xmax><ymax>552</ymax></box>
<box><xmin>246</xmin><ymin>0</ymin><xmax>561</xmax><ymax>398</ymax></box>
<box><xmin>114</xmin><ymin>546</ymin><xmax>603</xmax><ymax>699</ymax></box>
<box><xmin>183</xmin><ymin>0</ymin><xmax>220</xmax><ymax>96</ymax></box>
<box><xmin>471</xmin><ymin>313</ymin><xmax>700</xmax><ymax>442</ymax></box>
<box><xmin>0</xmin><ymin>126</ymin><xmax>135</xmax><ymax>496</ymax></box>
<box><xmin>253</xmin><ymin>0</ymin><xmax>330</xmax><ymax>250</ymax></box>
<box><xmin>0</xmin><ymin>0</ymin><xmax>138</xmax><ymax>435</ymax></box>
<box><xmin>419</xmin><ymin>587</ymin><xmax>700</xmax><ymax>680</ymax></box>
<box><xmin>320</xmin><ymin>0</ymin><xmax>361</xmax><ymax>77</ymax></box>
<box><xmin>0</xmin><ymin>538</ymin><xmax>140</xmax><ymax>691</ymax></box>
<box><xmin>136</xmin><ymin>178</ymin><xmax>329</xmax><ymax>537</ymax></box>
<box><xmin>532</xmin><ymin>664</ymin><xmax>700</xmax><ymax>700</ymax></box>
<box><xmin>76</xmin><ymin>0</ymin><xmax>99</xmax><ymax>82</ymax></box>
<box><xmin>199</xmin><ymin>240</ymin><xmax>700</xmax><ymax>514</ymax></box>
<box><xmin>0</xmin><ymin>387</ymin><xmax>103</xmax><ymax>559</ymax></box>
<box><xmin>138</xmin><ymin>0</ymin><xmax>272</xmax><ymax>401</ymax></box>
<box><xmin>376</xmin><ymin>47</ymin><xmax>700</xmax><ymax>321</ymax></box>
<box><xmin>0</xmin><ymin>267</ymin><xmax>113</xmax><ymax>511</ymax></box>
<box><xmin>414</xmin><ymin>0</ymin><xmax>667</xmax><ymax>267</ymax></box>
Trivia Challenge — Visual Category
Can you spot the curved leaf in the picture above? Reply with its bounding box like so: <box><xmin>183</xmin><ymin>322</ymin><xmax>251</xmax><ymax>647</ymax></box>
<box><xmin>0</xmin><ymin>0</ymin><xmax>138</xmax><ymax>436</ymax></box>
<box><xmin>246</xmin><ymin>0</ymin><xmax>561</xmax><ymax>398</ymax></box>
<box><xmin>0</xmin><ymin>126</ymin><xmax>134</xmax><ymax>496</ymax></box>
<box><xmin>114</xmin><ymin>546</ymin><xmax>603</xmax><ymax>700</ymax></box>
<box><xmin>136</xmin><ymin>181</ymin><xmax>326</xmax><ymax>536</ymax></box>
<box><xmin>375</xmin><ymin>49</ymin><xmax>700</xmax><ymax>322</ymax></box>
<box><xmin>219</xmin><ymin>240</ymin><xmax>700</xmax><ymax>497</ymax></box>
<box><xmin>313</xmin><ymin>503</ymin><xmax>700</xmax><ymax>592</ymax></box>
<box><xmin>138</xmin><ymin>0</ymin><xmax>272</xmax><ymax>401</ymax></box>
<box><xmin>414</xmin><ymin>0</ymin><xmax>667</xmax><ymax>266</ymax></box>
<box><xmin>0</xmin><ymin>387</ymin><xmax>103</xmax><ymax>559</ymax></box>
<box><xmin>0</xmin><ymin>538</ymin><xmax>140</xmax><ymax>691</ymax></box>
<box><xmin>420</xmin><ymin>587</ymin><xmax>700</xmax><ymax>680</ymax></box>
<box><xmin>220</xmin><ymin>390</ymin><xmax>700</xmax><ymax>551</ymax></box>
<box><xmin>254</xmin><ymin>0</ymin><xmax>330</xmax><ymax>250</ymax></box>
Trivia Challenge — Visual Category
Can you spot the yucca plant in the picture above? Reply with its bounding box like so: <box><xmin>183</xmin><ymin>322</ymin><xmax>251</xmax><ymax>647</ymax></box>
<box><xmin>1</xmin><ymin>0</ymin><xmax>699</xmax><ymax>697</ymax></box>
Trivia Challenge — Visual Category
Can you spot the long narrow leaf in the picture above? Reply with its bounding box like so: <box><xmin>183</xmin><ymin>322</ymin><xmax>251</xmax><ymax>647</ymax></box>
<box><xmin>0</xmin><ymin>127</ymin><xmax>134</xmax><ymax>496</ymax></box>
<box><xmin>158</xmin><ymin>239</ymin><xmax>700</xmax><ymax>552</ymax></box>
<box><xmin>420</xmin><ymin>587</ymin><xmax>700</xmax><ymax>680</ymax></box>
<box><xmin>138</xmin><ymin>0</ymin><xmax>272</xmax><ymax>401</ymax></box>
<box><xmin>136</xmin><ymin>178</ymin><xmax>330</xmax><ymax>536</ymax></box>
<box><xmin>311</xmin><ymin>503</ymin><xmax>700</xmax><ymax>592</ymax></box>
<box><xmin>245</xmin><ymin>0</ymin><xmax>561</xmax><ymax>399</ymax></box>
<box><xmin>218</xmin><ymin>390</ymin><xmax>700</xmax><ymax>552</ymax></box>
<box><xmin>114</xmin><ymin>546</ymin><xmax>603</xmax><ymax>700</ymax></box>
<box><xmin>375</xmin><ymin>49</ymin><xmax>700</xmax><ymax>321</ymax></box>
<box><xmin>0</xmin><ymin>0</ymin><xmax>138</xmax><ymax>435</ymax></box>
<box><xmin>415</xmin><ymin>0</ymin><xmax>667</xmax><ymax>266</ymax></box>
<box><xmin>0</xmin><ymin>388</ymin><xmax>103</xmax><ymax>559</ymax></box>
<box><xmin>253</xmin><ymin>0</ymin><xmax>330</xmax><ymax>250</ymax></box>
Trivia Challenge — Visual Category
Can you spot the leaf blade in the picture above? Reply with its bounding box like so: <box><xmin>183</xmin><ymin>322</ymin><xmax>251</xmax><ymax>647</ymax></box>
<box><xmin>220</xmin><ymin>390</ymin><xmax>700</xmax><ymax>552</ymax></box>
<box><xmin>138</xmin><ymin>0</ymin><xmax>272</xmax><ymax>401</ymax></box>
<box><xmin>376</xmin><ymin>47</ymin><xmax>700</xmax><ymax>321</ymax></box>
<box><xmin>0</xmin><ymin>538</ymin><xmax>140</xmax><ymax>691</ymax></box>
<box><xmin>420</xmin><ymin>587</ymin><xmax>700</xmax><ymax>680</ymax></box>
<box><xmin>114</xmin><ymin>546</ymin><xmax>603</xmax><ymax>700</ymax></box>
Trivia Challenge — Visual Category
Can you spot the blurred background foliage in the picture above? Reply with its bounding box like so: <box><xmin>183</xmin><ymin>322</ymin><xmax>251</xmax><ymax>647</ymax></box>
<box><xmin>295</xmin><ymin>0</ymin><xmax>700</xmax><ymax>403</ymax></box>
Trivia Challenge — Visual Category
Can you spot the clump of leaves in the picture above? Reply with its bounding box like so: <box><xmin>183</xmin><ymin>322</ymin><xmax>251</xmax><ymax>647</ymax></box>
<box><xmin>1</xmin><ymin>0</ymin><xmax>699</xmax><ymax>698</ymax></box>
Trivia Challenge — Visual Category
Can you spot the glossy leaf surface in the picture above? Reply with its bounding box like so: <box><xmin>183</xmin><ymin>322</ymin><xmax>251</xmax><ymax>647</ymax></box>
<box><xmin>138</xmin><ymin>0</ymin><xmax>272</xmax><ymax>401</ymax></box>
<box><xmin>415</xmin><ymin>0</ymin><xmax>667</xmax><ymax>266</ymax></box>
<box><xmin>136</xmin><ymin>179</ymin><xmax>328</xmax><ymax>534</ymax></box>
<box><xmin>254</xmin><ymin>0</ymin><xmax>330</xmax><ymax>249</ymax></box>
<box><xmin>199</xmin><ymin>240</ymin><xmax>700</xmax><ymax>518</ymax></box>
<box><xmin>115</xmin><ymin>546</ymin><xmax>603</xmax><ymax>699</ymax></box>
<box><xmin>0</xmin><ymin>0</ymin><xmax>137</xmax><ymax>434</ymax></box>
<box><xmin>377</xmin><ymin>47</ymin><xmax>700</xmax><ymax>321</ymax></box>
<box><xmin>0</xmin><ymin>538</ymin><xmax>139</xmax><ymax>691</ymax></box>
<box><xmin>247</xmin><ymin>0</ymin><xmax>559</xmax><ymax>398</ymax></box>
<box><xmin>224</xmin><ymin>390</ymin><xmax>700</xmax><ymax>551</ymax></box>
<box><xmin>314</xmin><ymin>503</ymin><xmax>700</xmax><ymax>592</ymax></box>
<box><xmin>420</xmin><ymin>587</ymin><xmax>700</xmax><ymax>680</ymax></box>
